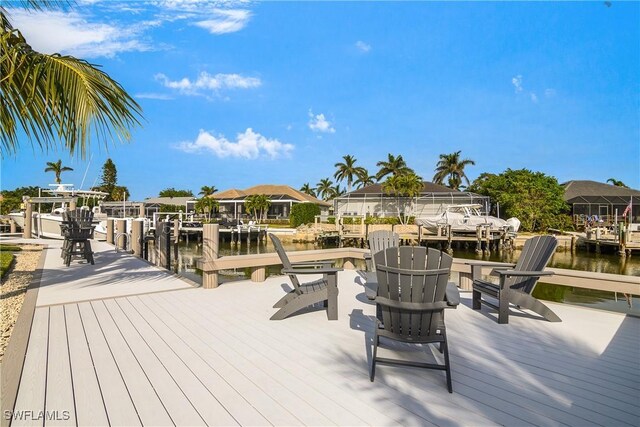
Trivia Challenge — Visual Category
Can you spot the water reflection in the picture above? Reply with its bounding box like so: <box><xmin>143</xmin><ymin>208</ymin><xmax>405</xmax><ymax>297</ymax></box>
<box><xmin>173</xmin><ymin>239</ymin><xmax>640</xmax><ymax>316</ymax></box>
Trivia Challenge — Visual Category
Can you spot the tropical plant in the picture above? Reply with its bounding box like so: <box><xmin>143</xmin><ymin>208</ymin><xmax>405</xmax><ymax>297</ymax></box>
<box><xmin>195</xmin><ymin>197</ymin><xmax>219</xmax><ymax>221</ymax></box>
<box><xmin>354</xmin><ymin>170</ymin><xmax>375</xmax><ymax>189</ymax></box>
<box><xmin>316</xmin><ymin>178</ymin><xmax>334</xmax><ymax>201</ymax></box>
<box><xmin>44</xmin><ymin>159</ymin><xmax>73</xmax><ymax>184</ymax></box>
<box><xmin>382</xmin><ymin>172</ymin><xmax>423</xmax><ymax>224</ymax></box>
<box><xmin>0</xmin><ymin>185</ymin><xmax>40</xmax><ymax>214</ymax></box>
<box><xmin>468</xmin><ymin>169</ymin><xmax>571</xmax><ymax>232</ymax></box>
<box><xmin>333</xmin><ymin>155</ymin><xmax>366</xmax><ymax>192</ymax></box>
<box><xmin>330</xmin><ymin>184</ymin><xmax>345</xmax><ymax>199</ymax></box>
<box><xmin>244</xmin><ymin>194</ymin><xmax>271</xmax><ymax>222</ymax></box>
<box><xmin>199</xmin><ymin>185</ymin><xmax>218</xmax><ymax>197</ymax></box>
<box><xmin>111</xmin><ymin>185</ymin><xmax>129</xmax><ymax>201</ymax></box>
<box><xmin>289</xmin><ymin>203</ymin><xmax>321</xmax><ymax>227</ymax></box>
<box><xmin>1</xmin><ymin>1</ymin><xmax>142</xmax><ymax>158</ymax></box>
<box><xmin>606</xmin><ymin>178</ymin><xmax>629</xmax><ymax>188</ymax></box>
<box><xmin>432</xmin><ymin>151</ymin><xmax>475</xmax><ymax>190</ymax></box>
<box><xmin>299</xmin><ymin>183</ymin><xmax>316</xmax><ymax>197</ymax></box>
<box><xmin>375</xmin><ymin>153</ymin><xmax>413</xmax><ymax>181</ymax></box>
<box><xmin>159</xmin><ymin>188</ymin><xmax>194</xmax><ymax>198</ymax></box>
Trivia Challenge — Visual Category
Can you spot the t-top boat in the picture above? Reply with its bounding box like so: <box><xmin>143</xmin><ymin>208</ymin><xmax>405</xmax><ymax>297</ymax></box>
<box><xmin>8</xmin><ymin>184</ymin><xmax>108</xmax><ymax>239</ymax></box>
<box><xmin>415</xmin><ymin>203</ymin><xmax>520</xmax><ymax>234</ymax></box>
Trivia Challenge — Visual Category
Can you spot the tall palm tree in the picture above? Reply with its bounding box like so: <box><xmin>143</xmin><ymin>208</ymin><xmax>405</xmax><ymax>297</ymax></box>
<box><xmin>375</xmin><ymin>153</ymin><xmax>412</xmax><ymax>181</ymax></box>
<box><xmin>354</xmin><ymin>170</ymin><xmax>375</xmax><ymax>189</ymax></box>
<box><xmin>300</xmin><ymin>183</ymin><xmax>316</xmax><ymax>197</ymax></box>
<box><xmin>199</xmin><ymin>185</ymin><xmax>218</xmax><ymax>197</ymax></box>
<box><xmin>44</xmin><ymin>159</ymin><xmax>73</xmax><ymax>184</ymax></box>
<box><xmin>382</xmin><ymin>172</ymin><xmax>424</xmax><ymax>224</ymax></box>
<box><xmin>316</xmin><ymin>178</ymin><xmax>334</xmax><ymax>201</ymax></box>
<box><xmin>432</xmin><ymin>151</ymin><xmax>475</xmax><ymax>190</ymax></box>
<box><xmin>330</xmin><ymin>184</ymin><xmax>345</xmax><ymax>199</ymax></box>
<box><xmin>333</xmin><ymin>155</ymin><xmax>366</xmax><ymax>192</ymax></box>
<box><xmin>1</xmin><ymin>1</ymin><xmax>142</xmax><ymax>158</ymax></box>
<box><xmin>607</xmin><ymin>178</ymin><xmax>629</xmax><ymax>188</ymax></box>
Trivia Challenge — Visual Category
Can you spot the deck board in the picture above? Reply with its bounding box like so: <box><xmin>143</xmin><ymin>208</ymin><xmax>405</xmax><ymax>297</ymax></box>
<box><xmin>10</xmin><ymin>241</ymin><xmax>640</xmax><ymax>427</ymax></box>
<box><xmin>44</xmin><ymin>306</ymin><xmax>76</xmax><ymax>426</ymax></box>
<box><xmin>64</xmin><ymin>304</ymin><xmax>109</xmax><ymax>426</ymax></box>
<box><xmin>12</xmin><ymin>308</ymin><xmax>49</xmax><ymax>427</ymax></box>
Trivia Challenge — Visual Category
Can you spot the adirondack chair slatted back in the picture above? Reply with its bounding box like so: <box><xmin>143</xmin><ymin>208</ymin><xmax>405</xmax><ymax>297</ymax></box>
<box><xmin>374</xmin><ymin>247</ymin><xmax>452</xmax><ymax>340</ymax></box>
<box><xmin>269</xmin><ymin>234</ymin><xmax>302</xmax><ymax>291</ymax></box>
<box><xmin>508</xmin><ymin>235</ymin><xmax>557</xmax><ymax>294</ymax></box>
<box><xmin>62</xmin><ymin>209</ymin><xmax>95</xmax><ymax>239</ymax></box>
<box><xmin>367</xmin><ymin>230</ymin><xmax>399</xmax><ymax>272</ymax></box>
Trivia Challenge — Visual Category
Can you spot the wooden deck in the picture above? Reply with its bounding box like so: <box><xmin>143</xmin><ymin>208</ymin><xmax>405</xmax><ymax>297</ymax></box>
<box><xmin>6</xmin><ymin>240</ymin><xmax>640</xmax><ymax>426</ymax></box>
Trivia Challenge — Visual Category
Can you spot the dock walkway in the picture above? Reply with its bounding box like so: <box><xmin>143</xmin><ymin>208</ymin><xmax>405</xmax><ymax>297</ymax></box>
<box><xmin>4</xmin><ymin>239</ymin><xmax>640</xmax><ymax>426</ymax></box>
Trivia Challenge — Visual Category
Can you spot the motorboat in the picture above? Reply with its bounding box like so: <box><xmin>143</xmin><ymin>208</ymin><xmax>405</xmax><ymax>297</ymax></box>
<box><xmin>415</xmin><ymin>204</ymin><xmax>520</xmax><ymax>234</ymax></box>
<box><xmin>8</xmin><ymin>184</ymin><xmax>108</xmax><ymax>239</ymax></box>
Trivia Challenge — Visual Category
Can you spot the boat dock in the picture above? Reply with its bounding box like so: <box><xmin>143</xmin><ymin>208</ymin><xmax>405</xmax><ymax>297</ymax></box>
<box><xmin>2</xmin><ymin>237</ymin><xmax>639</xmax><ymax>426</ymax></box>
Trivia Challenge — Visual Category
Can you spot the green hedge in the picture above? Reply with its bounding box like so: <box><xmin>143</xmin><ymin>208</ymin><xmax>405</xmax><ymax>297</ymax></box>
<box><xmin>0</xmin><ymin>252</ymin><xmax>14</xmax><ymax>278</ymax></box>
<box><xmin>290</xmin><ymin>204</ymin><xmax>321</xmax><ymax>227</ymax></box>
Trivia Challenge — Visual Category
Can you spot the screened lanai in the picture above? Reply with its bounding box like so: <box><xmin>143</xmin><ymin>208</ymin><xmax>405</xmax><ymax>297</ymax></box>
<box><xmin>334</xmin><ymin>182</ymin><xmax>490</xmax><ymax>218</ymax></box>
<box><xmin>563</xmin><ymin>180</ymin><xmax>640</xmax><ymax>224</ymax></box>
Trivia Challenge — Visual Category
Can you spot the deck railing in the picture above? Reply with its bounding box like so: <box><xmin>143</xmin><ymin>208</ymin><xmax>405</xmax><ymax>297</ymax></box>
<box><xmin>196</xmin><ymin>224</ymin><xmax>639</xmax><ymax>294</ymax></box>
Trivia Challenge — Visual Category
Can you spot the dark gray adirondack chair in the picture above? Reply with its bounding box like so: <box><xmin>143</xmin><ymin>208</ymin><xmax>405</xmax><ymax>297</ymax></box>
<box><xmin>269</xmin><ymin>233</ymin><xmax>342</xmax><ymax>320</ymax></box>
<box><xmin>471</xmin><ymin>235</ymin><xmax>559</xmax><ymax>324</ymax></box>
<box><xmin>364</xmin><ymin>230</ymin><xmax>400</xmax><ymax>301</ymax></box>
<box><xmin>371</xmin><ymin>246</ymin><xmax>455</xmax><ymax>393</ymax></box>
<box><xmin>60</xmin><ymin>209</ymin><xmax>95</xmax><ymax>266</ymax></box>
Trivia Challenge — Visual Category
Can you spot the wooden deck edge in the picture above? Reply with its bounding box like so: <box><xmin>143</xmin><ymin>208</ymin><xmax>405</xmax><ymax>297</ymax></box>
<box><xmin>1</xmin><ymin>246</ymin><xmax>47</xmax><ymax>427</ymax></box>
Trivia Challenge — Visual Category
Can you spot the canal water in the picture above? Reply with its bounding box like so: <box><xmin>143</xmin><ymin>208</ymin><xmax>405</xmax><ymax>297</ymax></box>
<box><xmin>174</xmin><ymin>239</ymin><xmax>640</xmax><ymax>316</ymax></box>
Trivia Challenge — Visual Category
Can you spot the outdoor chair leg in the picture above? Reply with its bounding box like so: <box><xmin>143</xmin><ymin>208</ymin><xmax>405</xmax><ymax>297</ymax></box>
<box><xmin>370</xmin><ymin>327</ymin><xmax>379</xmax><ymax>382</ymax></box>
<box><xmin>441</xmin><ymin>334</ymin><xmax>453</xmax><ymax>393</ymax></box>
<box><xmin>510</xmin><ymin>291</ymin><xmax>562</xmax><ymax>322</ymax></box>
<box><xmin>472</xmin><ymin>289</ymin><xmax>482</xmax><ymax>310</ymax></box>
<box><xmin>498</xmin><ymin>280</ymin><xmax>510</xmax><ymax>324</ymax></box>
<box><xmin>326</xmin><ymin>273</ymin><xmax>338</xmax><ymax>321</ymax></box>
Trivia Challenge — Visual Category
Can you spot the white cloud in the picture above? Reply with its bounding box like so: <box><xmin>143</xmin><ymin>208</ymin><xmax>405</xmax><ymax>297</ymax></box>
<box><xmin>174</xmin><ymin>129</ymin><xmax>294</xmax><ymax>159</ymax></box>
<box><xmin>6</xmin><ymin>9</ymin><xmax>151</xmax><ymax>58</ymax></box>
<box><xmin>355</xmin><ymin>40</ymin><xmax>371</xmax><ymax>53</ymax></box>
<box><xmin>194</xmin><ymin>9</ymin><xmax>252</xmax><ymax>34</ymax></box>
<box><xmin>155</xmin><ymin>72</ymin><xmax>261</xmax><ymax>97</ymax></box>
<box><xmin>308</xmin><ymin>110</ymin><xmax>335</xmax><ymax>134</ymax></box>
<box><xmin>545</xmin><ymin>88</ymin><xmax>557</xmax><ymax>98</ymax></box>
<box><xmin>135</xmin><ymin>93</ymin><xmax>173</xmax><ymax>100</ymax></box>
<box><xmin>511</xmin><ymin>75</ymin><xmax>523</xmax><ymax>93</ymax></box>
<box><xmin>530</xmin><ymin>92</ymin><xmax>538</xmax><ymax>103</ymax></box>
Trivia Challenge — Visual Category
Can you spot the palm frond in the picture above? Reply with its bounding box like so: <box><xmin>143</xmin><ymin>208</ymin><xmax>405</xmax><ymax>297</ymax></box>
<box><xmin>1</xmin><ymin>21</ymin><xmax>142</xmax><ymax>158</ymax></box>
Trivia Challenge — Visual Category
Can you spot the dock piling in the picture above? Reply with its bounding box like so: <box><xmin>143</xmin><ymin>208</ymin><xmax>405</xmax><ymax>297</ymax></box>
<box><xmin>203</xmin><ymin>224</ymin><xmax>219</xmax><ymax>289</ymax></box>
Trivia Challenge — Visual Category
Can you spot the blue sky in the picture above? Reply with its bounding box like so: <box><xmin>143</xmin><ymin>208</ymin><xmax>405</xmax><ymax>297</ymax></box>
<box><xmin>2</xmin><ymin>1</ymin><xmax>639</xmax><ymax>199</ymax></box>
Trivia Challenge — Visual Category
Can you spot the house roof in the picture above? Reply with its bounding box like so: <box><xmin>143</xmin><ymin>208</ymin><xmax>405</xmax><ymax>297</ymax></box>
<box><xmin>338</xmin><ymin>182</ymin><xmax>479</xmax><ymax>198</ymax></box>
<box><xmin>563</xmin><ymin>180</ymin><xmax>640</xmax><ymax>204</ymax></box>
<box><xmin>212</xmin><ymin>184</ymin><xmax>331</xmax><ymax>206</ymax></box>
<box><xmin>143</xmin><ymin>196</ymin><xmax>195</xmax><ymax>206</ymax></box>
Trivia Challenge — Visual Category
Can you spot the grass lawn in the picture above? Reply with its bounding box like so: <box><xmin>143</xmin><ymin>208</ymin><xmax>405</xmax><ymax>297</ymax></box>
<box><xmin>0</xmin><ymin>244</ymin><xmax>22</xmax><ymax>252</ymax></box>
<box><xmin>0</xmin><ymin>252</ymin><xmax>14</xmax><ymax>278</ymax></box>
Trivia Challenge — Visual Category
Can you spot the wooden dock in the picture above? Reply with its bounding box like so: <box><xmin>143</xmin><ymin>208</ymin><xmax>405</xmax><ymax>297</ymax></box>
<box><xmin>3</xmin><ymin>237</ymin><xmax>639</xmax><ymax>426</ymax></box>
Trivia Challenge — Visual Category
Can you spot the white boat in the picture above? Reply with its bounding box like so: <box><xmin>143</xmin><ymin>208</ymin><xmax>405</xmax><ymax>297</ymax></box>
<box><xmin>415</xmin><ymin>204</ymin><xmax>520</xmax><ymax>234</ymax></box>
<box><xmin>8</xmin><ymin>184</ymin><xmax>108</xmax><ymax>239</ymax></box>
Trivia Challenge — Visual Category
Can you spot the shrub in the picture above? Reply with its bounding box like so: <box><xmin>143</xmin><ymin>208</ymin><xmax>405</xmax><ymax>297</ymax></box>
<box><xmin>290</xmin><ymin>203</ymin><xmax>321</xmax><ymax>227</ymax></box>
<box><xmin>364</xmin><ymin>217</ymin><xmax>402</xmax><ymax>225</ymax></box>
<box><xmin>0</xmin><ymin>252</ymin><xmax>14</xmax><ymax>278</ymax></box>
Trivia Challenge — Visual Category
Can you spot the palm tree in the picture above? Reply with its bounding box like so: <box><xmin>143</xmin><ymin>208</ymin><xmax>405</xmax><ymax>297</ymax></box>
<box><xmin>382</xmin><ymin>172</ymin><xmax>424</xmax><ymax>224</ymax></box>
<box><xmin>333</xmin><ymin>155</ymin><xmax>366</xmax><ymax>192</ymax></box>
<box><xmin>195</xmin><ymin>197</ymin><xmax>218</xmax><ymax>222</ymax></box>
<box><xmin>199</xmin><ymin>185</ymin><xmax>218</xmax><ymax>197</ymax></box>
<box><xmin>375</xmin><ymin>153</ymin><xmax>412</xmax><ymax>181</ymax></box>
<box><xmin>354</xmin><ymin>170</ymin><xmax>375</xmax><ymax>189</ymax></box>
<box><xmin>316</xmin><ymin>178</ymin><xmax>334</xmax><ymax>201</ymax></box>
<box><xmin>44</xmin><ymin>159</ymin><xmax>73</xmax><ymax>184</ymax></box>
<box><xmin>432</xmin><ymin>151</ymin><xmax>475</xmax><ymax>190</ymax></box>
<box><xmin>1</xmin><ymin>1</ymin><xmax>142</xmax><ymax>158</ymax></box>
<box><xmin>299</xmin><ymin>183</ymin><xmax>316</xmax><ymax>197</ymax></box>
<box><xmin>244</xmin><ymin>194</ymin><xmax>271</xmax><ymax>222</ymax></box>
<box><xmin>607</xmin><ymin>178</ymin><xmax>629</xmax><ymax>188</ymax></box>
<box><xmin>330</xmin><ymin>184</ymin><xmax>345</xmax><ymax>199</ymax></box>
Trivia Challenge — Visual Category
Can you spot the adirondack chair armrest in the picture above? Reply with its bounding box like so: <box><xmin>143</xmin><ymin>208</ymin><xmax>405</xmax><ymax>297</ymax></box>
<box><xmin>464</xmin><ymin>260</ymin><xmax>516</xmax><ymax>268</ymax></box>
<box><xmin>445</xmin><ymin>282</ymin><xmax>460</xmax><ymax>307</ymax></box>
<box><xmin>495</xmin><ymin>270</ymin><xmax>554</xmax><ymax>278</ymax></box>
<box><xmin>291</xmin><ymin>261</ymin><xmax>334</xmax><ymax>268</ymax></box>
<box><xmin>281</xmin><ymin>267</ymin><xmax>342</xmax><ymax>275</ymax></box>
<box><xmin>375</xmin><ymin>297</ymin><xmax>449</xmax><ymax>312</ymax></box>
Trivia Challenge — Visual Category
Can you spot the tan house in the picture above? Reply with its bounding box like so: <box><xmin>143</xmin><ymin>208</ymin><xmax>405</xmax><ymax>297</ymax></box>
<box><xmin>211</xmin><ymin>184</ymin><xmax>331</xmax><ymax>220</ymax></box>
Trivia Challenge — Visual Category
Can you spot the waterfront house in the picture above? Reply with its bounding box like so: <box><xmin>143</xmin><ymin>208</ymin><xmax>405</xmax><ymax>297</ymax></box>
<box><xmin>334</xmin><ymin>182</ymin><xmax>489</xmax><ymax>219</ymax></box>
<box><xmin>563</xmin><ymin>180</ymin><xmax>640</xmax><ymax>227</ymax></box>
<box><xmin>142</xmin><ymin>196</ymin><xmax>197</xmax><ymax>216</ymax></box>
<box><xmin>212</xmin><ymin>184</ymin><xmax>331</xmax><ymax>220</ymax></box>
